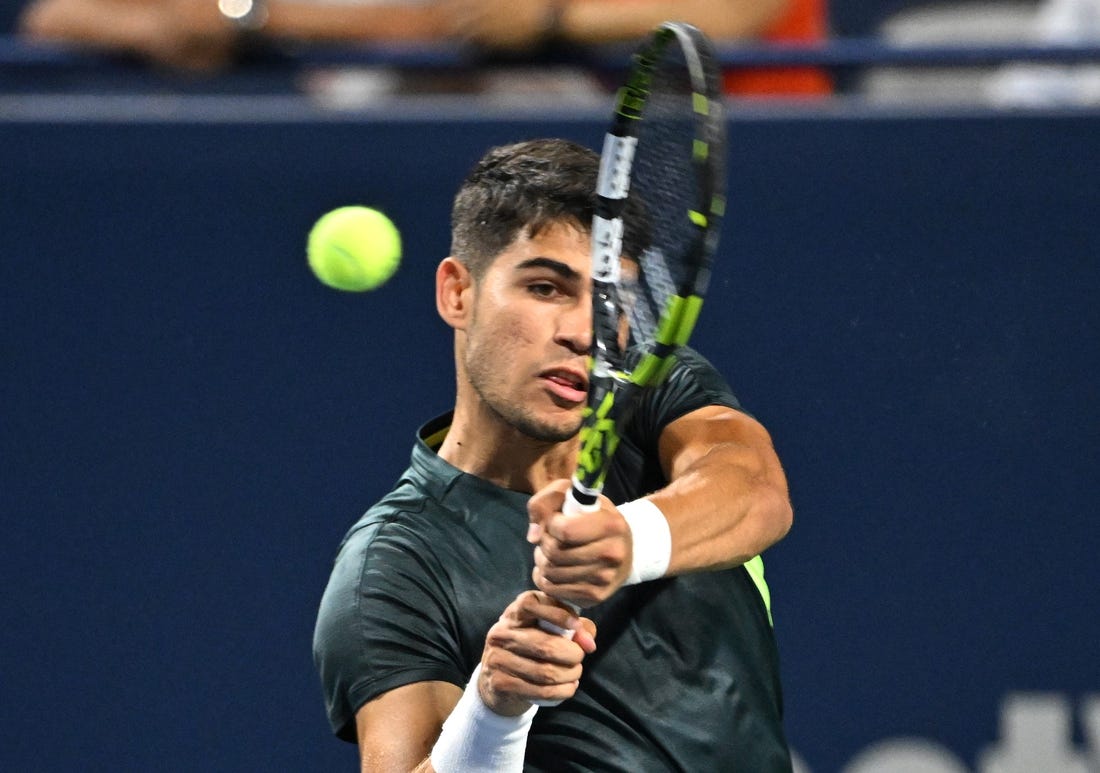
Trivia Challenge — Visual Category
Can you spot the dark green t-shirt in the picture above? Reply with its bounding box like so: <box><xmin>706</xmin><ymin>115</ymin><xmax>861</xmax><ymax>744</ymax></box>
<box><xmin>313</xmin><ymin>348</ymin><xmax>792</xmax><ymax>771</ymax></box>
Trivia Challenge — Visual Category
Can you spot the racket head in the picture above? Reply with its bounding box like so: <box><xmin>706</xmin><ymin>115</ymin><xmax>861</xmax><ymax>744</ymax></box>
<box><xmin>572</xmin><ymin>22</ymin><xmax>727</xmax><ymax>505</ymax></box>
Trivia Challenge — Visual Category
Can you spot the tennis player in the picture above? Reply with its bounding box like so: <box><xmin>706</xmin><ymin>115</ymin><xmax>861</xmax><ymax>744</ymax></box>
<box><xmin>313</xmin><ymin>138</ymin><xmax>794</xmax><ymax>772</ymax></box>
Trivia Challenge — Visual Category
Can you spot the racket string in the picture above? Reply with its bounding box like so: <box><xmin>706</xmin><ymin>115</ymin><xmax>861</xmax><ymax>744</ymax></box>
<box><xmin>620</xmin><ymin>41</ymin><xmax>704</xmax><ymax>351</ymax></box>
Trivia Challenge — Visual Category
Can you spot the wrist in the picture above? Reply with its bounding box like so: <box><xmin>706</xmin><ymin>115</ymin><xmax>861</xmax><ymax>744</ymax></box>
<box><xmin>430</xmin><ymin>664</ymin><xmax>538</xmax><ymax>773</ymax></box>
<box><xmin>618</xmin><ymin>498</ymin><xmax>672</xmax><ymax>585</ymax></box>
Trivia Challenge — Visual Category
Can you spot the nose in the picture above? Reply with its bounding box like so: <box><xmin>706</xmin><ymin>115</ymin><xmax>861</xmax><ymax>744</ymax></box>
<box><xmin>555</xmin><ymin>296</ymin><xmax>592</xmax><ymax>356</ymax></box>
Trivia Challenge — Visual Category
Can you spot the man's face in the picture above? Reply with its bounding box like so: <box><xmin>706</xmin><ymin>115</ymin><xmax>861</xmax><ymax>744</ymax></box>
<box><xmin>463</xmin><ymin>220</ymin><xmax>592</xmax><ymax>444</ymax></box>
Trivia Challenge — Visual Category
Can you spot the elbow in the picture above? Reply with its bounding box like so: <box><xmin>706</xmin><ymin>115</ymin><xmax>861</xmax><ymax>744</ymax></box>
<box><xmin>760</xmin><ymin>485</ymin><xmax>793</xmax><ymax>549</ymax></box>
<box><xmin>777</xmin><ymin>497</ymin><xmax>794</xmax><ymax>542</ymax></box>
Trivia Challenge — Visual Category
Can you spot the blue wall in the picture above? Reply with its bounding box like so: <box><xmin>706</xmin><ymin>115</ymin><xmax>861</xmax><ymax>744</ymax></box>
<box><xmin>2</xmin><ymin>105</ymin><xmax>1098</xmax><ymax>772</ymax></box>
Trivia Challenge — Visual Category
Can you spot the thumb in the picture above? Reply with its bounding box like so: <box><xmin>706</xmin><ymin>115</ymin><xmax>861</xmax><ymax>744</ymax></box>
<box><xmin>526</xmin><ymin>479</ymin><xmax>571</xmax><ymax>543</ymax></box>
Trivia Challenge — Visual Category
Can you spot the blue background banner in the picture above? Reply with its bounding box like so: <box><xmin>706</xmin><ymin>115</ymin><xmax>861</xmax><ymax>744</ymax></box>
<box><xmin>2</xmin><ymin>104</ymin><xmax>1098</xmax><ymax>771</ymax></box>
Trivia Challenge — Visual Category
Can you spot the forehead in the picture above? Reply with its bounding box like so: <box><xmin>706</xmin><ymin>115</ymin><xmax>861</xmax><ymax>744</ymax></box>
<box><xmin>491</xmin><ymin>220</ymin><xmax>592</xmax><ymax>276</ymax></box>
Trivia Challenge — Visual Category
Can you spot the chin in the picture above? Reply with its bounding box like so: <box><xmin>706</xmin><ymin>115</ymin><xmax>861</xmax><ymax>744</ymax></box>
<box><xmin>517</xmin><ymin>413</ymin><xmax>583</xmax><ymax>445</ymax></box>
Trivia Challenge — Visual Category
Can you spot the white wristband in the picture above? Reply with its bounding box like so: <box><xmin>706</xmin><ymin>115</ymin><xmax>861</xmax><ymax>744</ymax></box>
<box><xmin>430</xmin><ymin>664</ymin><xmax>538</xmax><ymax>773</ymax></box>
<box><xmin>618</xmin><ymin>497</ymin><xmax>672</xmax><ymax>585</ymax></box>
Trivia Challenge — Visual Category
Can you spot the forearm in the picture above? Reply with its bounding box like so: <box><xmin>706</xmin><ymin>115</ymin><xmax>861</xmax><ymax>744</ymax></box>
<box><xmin>559</xmin><ymin>0</ymin><xmax>789</xmax><ymax>44</ymax></box>
<box><xmin>641</xmin><ymin>404</ymin><xmax>793</xmax><ymax>576</ymax></box>
<box><xmin>20</xmin><ymin>0</ymin><xmax>161</xmax><ymax>49</ymax></box>
<box><xmin>647</xmin><ymin>441</ymin><xmax>792</xmax><ymax>574</ymax></box>
<box><xmin>264</xmin><ymin>1</ymin><xmax>447</xmax><ymax>43</ymax></box>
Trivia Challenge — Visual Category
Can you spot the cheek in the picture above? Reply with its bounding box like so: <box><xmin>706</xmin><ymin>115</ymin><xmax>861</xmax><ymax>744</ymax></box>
<box><xmin>480</xmin><ymin>305</ymin><xmax>537</xmax><ymax>347</ymax></box>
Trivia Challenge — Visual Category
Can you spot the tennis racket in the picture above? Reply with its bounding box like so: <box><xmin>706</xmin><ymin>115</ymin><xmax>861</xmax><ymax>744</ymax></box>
<box><xmin>569</xmin><ymin>21</ymin><xmax>726</xmax><ymax>517</ymax></box>
<box><xmin>537</xmin><ymin>23</ymin><xmax>725</xmax><ymax>653</ymax></box>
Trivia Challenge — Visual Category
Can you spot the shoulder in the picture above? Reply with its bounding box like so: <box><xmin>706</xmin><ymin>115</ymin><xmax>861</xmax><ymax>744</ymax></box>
<box><xmin>313</xmin><ymin>482</ymin><xmax>474</xmax><ymax>739</ymax></box>
<box><xmin>661</xmin><ymin>347</ymin><xmax>741</xmax><ymax>409</ymax></box>
<box><xmin>630</xmin><ymin>347</ymin><xmax>742</xmax><ymax>440</ymax></box>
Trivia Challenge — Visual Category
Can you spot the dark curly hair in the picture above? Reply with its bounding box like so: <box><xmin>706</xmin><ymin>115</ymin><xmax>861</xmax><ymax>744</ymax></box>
<box><xmin>450</xmin><ymin>138</ymin><xmax>600</xmax><ymax>279</ymax></box>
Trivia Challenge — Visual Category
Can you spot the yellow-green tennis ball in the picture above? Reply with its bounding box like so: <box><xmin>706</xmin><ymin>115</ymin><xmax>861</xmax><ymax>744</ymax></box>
<box><xmin>306</xmin><ymin>206</ymin><xmax>402</xmax><ymax>292</ymax></box>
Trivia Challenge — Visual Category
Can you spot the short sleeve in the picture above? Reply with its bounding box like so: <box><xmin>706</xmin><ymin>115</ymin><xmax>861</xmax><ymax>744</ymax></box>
<box><xmin>627</xmin><ymin>347</ymin><xmax>743</xmax><ymax>459</ymax></box>
<box><xmin>605</xmin><ymin>347</ymin><xmax>743</xmax><ymax>502</ymax></box>
<box><xmin>312</xmin><ymin>511</ymin><xmax>467</xmax><ymax>741</ymax></box>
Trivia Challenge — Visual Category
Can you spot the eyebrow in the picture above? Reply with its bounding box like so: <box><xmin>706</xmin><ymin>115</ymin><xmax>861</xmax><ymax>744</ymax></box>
<box><xmin>514</xmin><ymin>257</ymin><xmax>583</xmax><ymax>282</ymax></box>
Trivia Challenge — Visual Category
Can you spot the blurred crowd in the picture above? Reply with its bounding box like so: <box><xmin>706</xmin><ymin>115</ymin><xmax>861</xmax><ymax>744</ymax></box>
<box><xmin>13</xmin><ymin>0</ymin><xmax>832</xmax><ymax>98</ymax></box>
<box><xmin>12</xmin><ymin>0</ymin><xmax>1100</xmax><ymax>104</ymax></box>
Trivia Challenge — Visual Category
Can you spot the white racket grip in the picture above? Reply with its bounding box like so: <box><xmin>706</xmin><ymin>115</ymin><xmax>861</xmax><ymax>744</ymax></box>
<box><xmin>534</xmin><ymin>485</ymin><xmax>593</xmax><ymax>637</ymax></box>
<box><xmin>590</xmin><ymin>215</ymin><xmax>623</xmax><ymax>283</ymax></box>
<box><xmin>563</xmin><ymin>485</ymin><xmax>601</xmax><ymax>516</ymax></box>
<box><xmin>530</xmin><ymin>487</ymin><xmax>598</xmax><ymax>706</ymax></box>
<box><xmin>597</xmin><ymin>133</ymin><xmax>636</xmax><ymax>200</ymax></box>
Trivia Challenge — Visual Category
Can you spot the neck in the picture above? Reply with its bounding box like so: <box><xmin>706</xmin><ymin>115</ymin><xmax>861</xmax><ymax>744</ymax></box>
<box><xmin>438</xmin><ymin>404</ymin><xmax>578</xmax><ymax>493</ymax></box>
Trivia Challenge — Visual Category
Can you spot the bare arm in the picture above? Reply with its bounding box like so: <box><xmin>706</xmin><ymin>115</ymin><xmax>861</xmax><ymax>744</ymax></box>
<box><xmin>528</xmin><ymin>405</ymin><xmax>792</xmax><ymax>606</ymax></box>
<box><xmin>18</xmin><ymin>0</ymin><xmax>447</xmax><ymax>71</ymax></box>
<box><xmin>436</xmin><ymin>0</ymin><xmax>789</xmax><ymax>50</ymax></box>
<box><xmin>356</xmin><ymin>681</ymin><xmax>460</xmax><ymax>773</ymax></box>
<box><xmin>262</xmin><ymin>1</ymin><xmax>447</xmax><ymax>43</ymax></box>
<box><xmin>559</xmin><ymin>0</ymin><xmax>790</xmax><ymax>43</ymax></box>
<box><xmin>651</xmin><ymin>404</ymin><xmax>792</xmax><ymax>574</ymax></box>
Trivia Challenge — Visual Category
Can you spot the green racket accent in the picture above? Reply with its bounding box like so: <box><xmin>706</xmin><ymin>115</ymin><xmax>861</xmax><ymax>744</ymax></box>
<box><xmin>630</xmin><ymin>351</ymin><xmax>674</xmax><ymax>387</ymax></box>
<box><xmin>628</xmin><ymin>294</ymin><xmax>705</xmax><ymax>386</ymax></box>
<box><xmin>575</xmin><ymin>392</ymin><xmax>621</xmax><ymax>488</ymax></box>
<box><xmin>661</xmin><ymin>294</ymin><xmax>704</xmax><ymax>346</ymax></box>
<box><xmin>615</xmin><ymin>25</ymin><xmax>676</xmax><ymax>121</ymax></box>
<box><xmin>688</xmin><ymin>209</ymin><xmax>708</xmax><ymax>227</ymax></box>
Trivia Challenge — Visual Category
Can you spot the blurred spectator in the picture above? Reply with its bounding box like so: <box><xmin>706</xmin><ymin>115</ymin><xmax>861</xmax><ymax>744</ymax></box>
<box><xmin>17</xmin><ymin>0</ymin><xmax>830</xmax><ymax>96</ymax></box>
<box><xmin>858</xmin><ymin>1</ymin><xmax>1040</xmax><ymax>104</ymax></box>
<box><xmin>438</xmin><ymin>0</ymin><xmax>788</xmax><ymax>49</ymax></box>
<box><xmin>858</xmin><ymin>0</ymin><xmax>1099</xmax><ymax>106</ymax></box>
<box><xmin>437</xmin><ymin>0</ymin><xmax>832</xmax><ymax>96</ymax></box>
<box><xmin>987</xmin><ymin>0</ymin><xmax>1100</xmax><ymax>106</ymax></box>
<box><xmin>17</xmin><ymin>0</ymin><xmax>447</xmax><ymax>72</ymax></box>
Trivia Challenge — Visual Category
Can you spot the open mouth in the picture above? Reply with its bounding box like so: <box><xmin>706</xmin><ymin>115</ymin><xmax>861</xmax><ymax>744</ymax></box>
<box><xmin>542</xmin><ymin>369</ymin><xmax>588</xmax><ymax>403</ymax></box>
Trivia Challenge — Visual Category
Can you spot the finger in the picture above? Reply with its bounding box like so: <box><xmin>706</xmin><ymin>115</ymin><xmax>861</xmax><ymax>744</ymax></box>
<box><xmin>537</xmin><ymin>535</ymin><xmax>612</xmax><ymax>567</ymax></box>
<box><xmin>544</xmin><ymin>505</ymin><xmax>628</xmax><ymax>547</ymax></box>
<box><xmin>533</xmin><ymin>562</ymin><xmax>624</xmax><ymax>609</ymax></box>
<box><xmin>501</xmin><ymin>590</ymin><xmax>584</xmax><ymax>635</ymax></box>
<box><xmin>485</xmin><ymin>617</ymin><xmax>589</xmax><ymax>687</ymax></box>
<box><xmin>490</xmin><ymin>618</ymin><xmax>582</xmax><ymax>661</ymax></box>
<box><xmin>572</xmin><ymin>618</ymin><xmax>598</xmax><ymax>654</ymax></box>
<box><xmin>535</xmin><ymin>552</ymin><xmax>620</xmax><ymax>585</ymax></box>
<box><xmin>485</xmin><ymin>635</ymin><xmax>585</xmax><ymax>680</ymax></box>
<box><xmin>536</xmin><ymin>532</ymin><xmax>629</xmax><ymax>573</ymax></box>
<box><xmin>480</xmin><ymin>646</ymin><xmax>583</xmax><ymax>710</ymax></box>
<box><xmin>481</xmin><ymin>659</ymin><xmax>582</xmax><ymax>706</ymax></box>
<box><xmin>527</xmin><ymin>480</ymin><xmax>570</xmax><ymax>543</ymax></box>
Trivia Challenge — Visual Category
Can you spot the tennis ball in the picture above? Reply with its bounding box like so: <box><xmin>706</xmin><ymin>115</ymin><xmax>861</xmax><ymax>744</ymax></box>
<box><xmin>306</xmin><ymin>206</ymin><xmax>402</xmax><ymax>292</ymax></box>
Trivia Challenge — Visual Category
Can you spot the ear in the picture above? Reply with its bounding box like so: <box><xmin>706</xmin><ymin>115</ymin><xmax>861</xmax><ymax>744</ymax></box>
<box><xmin>436</xmin><ymin>256</ymin><xmax>473</xmax><ymax>330</ymax></box>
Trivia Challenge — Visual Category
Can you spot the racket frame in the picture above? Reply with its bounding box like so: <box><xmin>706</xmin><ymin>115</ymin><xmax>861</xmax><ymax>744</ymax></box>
<box><xmin>567</xmin><ymin>21</ymin><xmax>727</xmax><ymax>515</ymax></box>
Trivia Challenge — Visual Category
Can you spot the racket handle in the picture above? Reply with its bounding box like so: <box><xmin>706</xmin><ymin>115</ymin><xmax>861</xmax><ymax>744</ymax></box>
<box><xmin>531</xmin><ymin>484</ymin><xmax>598</xmax><ymax>705</ymax></box>
<box><xmin>536</xmin><ymin>485</ymin><xmax>591</xmax><ymax>635</ymax></box>
<box><xmin>563</xmin><ymin>483</ymin><xmax>600</xmax><ymax>516</ymax></box>
<box><xmin>538</xmin><ymin>608</ymin><xmax>579</xmax><ymax>637</ymax></box>
<box><xmin>533</xmin><ymin>605</ymin><xmax>580</xmax><ymax>708</ymax></box>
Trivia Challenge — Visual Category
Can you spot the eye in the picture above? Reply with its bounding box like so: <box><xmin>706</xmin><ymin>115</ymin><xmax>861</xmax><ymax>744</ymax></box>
<box><xmin>527</xmin><ymin>281</ymin><xmax>561</xmax><ymax>299</ymax></box>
